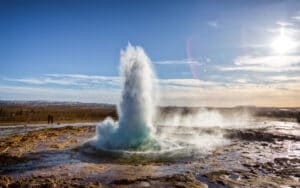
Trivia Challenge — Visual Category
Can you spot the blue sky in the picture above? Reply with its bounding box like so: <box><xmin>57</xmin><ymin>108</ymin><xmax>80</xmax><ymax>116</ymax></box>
<box><xmin>1</xmin><ymin>0</ymin><xmax>300</xmax><ymax>106</ymax></box>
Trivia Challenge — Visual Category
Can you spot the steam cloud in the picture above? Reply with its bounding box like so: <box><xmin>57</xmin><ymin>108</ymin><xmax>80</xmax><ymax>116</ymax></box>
<box><xmin>158</xmin><ymin>108</ymin><xmax>252</xmax><ymax>129</ymax></box>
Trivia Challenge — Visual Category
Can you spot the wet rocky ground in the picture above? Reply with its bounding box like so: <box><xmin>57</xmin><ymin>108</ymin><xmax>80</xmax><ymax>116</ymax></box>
<box><xmin>0</xmin><ymin>120</ymin><xmax>299</xmax><ymax>188</ymax></box>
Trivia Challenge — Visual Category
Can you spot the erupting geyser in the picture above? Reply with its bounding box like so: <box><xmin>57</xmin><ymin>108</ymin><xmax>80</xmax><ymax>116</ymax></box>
<box><xmin>85</xmin><ymin>44</ymin><xmax>231</xmax><ymax>157</ymax></box>
<box><xmin>89</xmin><ymin>44</ymin><xmax>158</xmax><ymax>150</ymax></box>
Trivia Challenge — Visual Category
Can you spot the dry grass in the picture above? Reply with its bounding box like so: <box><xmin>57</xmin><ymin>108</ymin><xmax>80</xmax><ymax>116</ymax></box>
<box><xmin>0</xmin><ymin>104</ymin><xmax>117</xmax><ymax>125</ymax></box>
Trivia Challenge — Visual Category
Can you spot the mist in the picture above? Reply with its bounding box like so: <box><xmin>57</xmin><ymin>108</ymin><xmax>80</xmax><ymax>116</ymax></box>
<box><xmin>157</xmin><ymin>108</ymin><xmax>253</xmax><ymax>129</ymax></box>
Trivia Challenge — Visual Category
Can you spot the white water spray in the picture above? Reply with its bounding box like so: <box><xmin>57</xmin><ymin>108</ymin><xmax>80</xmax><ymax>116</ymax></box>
<box><xmin>90</xmin><ymin>44</ymin><xmax>157</xmax><ymax>150</ymax></box>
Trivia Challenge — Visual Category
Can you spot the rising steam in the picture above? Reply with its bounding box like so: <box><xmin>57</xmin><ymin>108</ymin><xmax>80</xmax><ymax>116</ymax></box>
<box><xmin>158</xmin><ymin>108</ymin><xmax>252</xmax><ymax>128</ymax></box>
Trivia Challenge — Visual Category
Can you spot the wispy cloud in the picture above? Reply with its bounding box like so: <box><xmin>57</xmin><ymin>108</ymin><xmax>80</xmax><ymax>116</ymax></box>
<box><xmin>218</xmin><ymin>55</ymin><xmax>300</xmax><ymax>72</ymax></box>
<box><xmin>293</xmin><ymin>16</ymin><xmax>300</xmax><ymax>22</ymax></box>
<box><xmin>3</xmin><ymin>78</ymin><xmax>77</xmax><ymax>85</ymax></box>
<box><xmin>46</xmin><ymin>74</ymin><xmax>119</xmax><ymax>81</ymax></box>
<box><xmin>1</xmin><ymin>74</ymin><xmax>300</xmax><ymax>107</ymax></box>
<box><xmin>159</xmin><ymin>79</ymin><xmax>218</xmax><ymax>89</ymax></box>
<box><xmin>207</xmin><ymin>21</ymin><xmax>219</xmax><ymax>28</ymax></box>
<box><xmin>234</xmin><ymin>79</ymin><xmax>248</xmax><ymax>84</ymax></box>
<box><xmin>234</xmin><ymin>55</ymin><xmax>300</xmax><ymax>66</ymax></box>
<box><xmin>154</xmin><ymin>59</ymin><xmax>204</xmax><ymax>66</ymax></box>
<box><xmin>3</xmin><ymin>74</ymin><xmax>217</xmax><ymax>89</ymax></box>
<box><xmin>218</xmin><ymin>66</ymin><xmax>300</xmax><ymax>72</ymax></box>
<box><xmin>276</xmin><ymin>21</ymin><xmax>294</xmax><ymax>26</ymax></box>
<box><xmin>3</xmin><ymin>74</ymin><xmax>121</xmax><ymax>88</ymax></box>
<box><xmin>0</xmin><ymin>85</ymin><xmax>120</xmax><ymax>104</ymax></box>
<box><xmin>267</xmin><ymin>75</ymin><xmax>300</xmax><ymax>82</ymax></box>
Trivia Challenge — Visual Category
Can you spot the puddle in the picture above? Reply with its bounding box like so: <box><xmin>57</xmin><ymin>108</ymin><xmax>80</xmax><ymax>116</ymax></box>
<box><xmin>196</xmin><ymin>175</ymin><xmax>225</xmax><ymax>188</ymax></box>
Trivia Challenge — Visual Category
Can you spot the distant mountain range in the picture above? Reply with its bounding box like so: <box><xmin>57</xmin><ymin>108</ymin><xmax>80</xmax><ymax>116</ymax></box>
<box><xmin>0</xmin><ymin>100</ymin><xmax>115</xmax><ymax>107</ymax></box>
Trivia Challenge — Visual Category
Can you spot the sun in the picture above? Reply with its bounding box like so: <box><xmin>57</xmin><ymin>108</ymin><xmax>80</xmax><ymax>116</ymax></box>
<box><xmin>271</xmin><ymin>28</ymin><xmax>297</xmax><ymax>54</ymax></box>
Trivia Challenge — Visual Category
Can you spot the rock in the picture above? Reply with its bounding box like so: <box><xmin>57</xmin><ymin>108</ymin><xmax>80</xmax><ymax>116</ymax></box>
<box><xmin>274</xmin><ymin>158</ymin><xmax>289</xmax><ymax>166</ymax></box>
<box><xmin>242</xmin><ymin>162</ymin><xmax>260</xmax><ymax>168</ymax></box>
<box><xmin>0</xmin><ymin>154</ymin><xmax>28</xmax><ymax>166</ymax></box>
<box><xmin>0</xmin><ymin>176</ymin><xmax>11</xmax><ymax>188</ymax></box>
<box><xmin>261</xmin><ymin>142</ymin><xmax>268</xmax><ymax>146</ymax></box>
<box><xmin>138</xmin><ymin>181</ymin><xmax>151</xmax><ymax>187</ymax></box>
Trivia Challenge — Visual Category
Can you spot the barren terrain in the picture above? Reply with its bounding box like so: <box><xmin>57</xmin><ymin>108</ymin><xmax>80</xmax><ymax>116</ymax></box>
<box><xmin>0</xmin><ymin>102</ymin><xmax>299</xmax><ymax>187</ymax></box>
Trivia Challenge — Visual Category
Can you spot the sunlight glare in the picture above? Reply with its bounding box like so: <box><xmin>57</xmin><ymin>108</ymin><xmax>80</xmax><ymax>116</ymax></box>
<box><xmin>271</xmin><ymin>28</ymin><xmax>297</xmax><ymax>54</ymax></box>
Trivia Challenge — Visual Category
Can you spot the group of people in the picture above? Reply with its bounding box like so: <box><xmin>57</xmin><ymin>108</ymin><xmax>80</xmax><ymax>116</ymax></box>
<box><xmin>47</xmin><ymin>115</ymin><xmax>54</xmax><ymax>124</ymax></box>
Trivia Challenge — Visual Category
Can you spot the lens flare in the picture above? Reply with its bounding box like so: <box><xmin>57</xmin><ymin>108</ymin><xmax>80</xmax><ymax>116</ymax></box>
<box><xmin>186</xmin><ymin>39</ymin><xmax>199</xmax><ymax>79</ymax></box>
